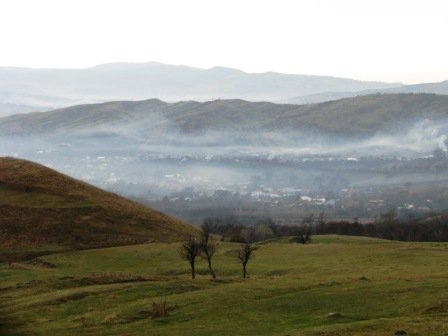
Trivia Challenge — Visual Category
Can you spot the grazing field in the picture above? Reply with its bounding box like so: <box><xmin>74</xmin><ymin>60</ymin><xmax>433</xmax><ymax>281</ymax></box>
<box><xmin>1</xmin><ymin>235</ymin><xmax>448</xmax><ymax>336</ymax></box>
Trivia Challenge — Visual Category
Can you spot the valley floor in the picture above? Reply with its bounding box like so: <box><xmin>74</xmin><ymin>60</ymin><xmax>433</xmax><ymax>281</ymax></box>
<box><xmin>1</xmin><ymin>235</ymin><xmax>448</xmax><ymax>336</ymax></box>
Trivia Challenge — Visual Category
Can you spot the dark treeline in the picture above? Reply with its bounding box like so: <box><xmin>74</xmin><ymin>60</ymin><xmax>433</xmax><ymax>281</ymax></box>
<box><xmin>203</xmin><ymin>210</ymin><xmax>448</xmax><ymax>242</ymax></box>
<box><xmin>202</xmin><ymin>216</ymin><xmax>312</xmax><ymax>243</ymax></box>
<box><xmin>317</xmin><ymin>218</ymin><xmax>448</xmax><ymax>242</ymax></box>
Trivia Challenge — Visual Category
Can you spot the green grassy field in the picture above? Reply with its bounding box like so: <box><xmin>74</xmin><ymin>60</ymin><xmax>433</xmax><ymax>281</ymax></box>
<box><xmin>1</xmin><ymin>235</ymin><xmax>448</xmax><ymax>336</ymax></box>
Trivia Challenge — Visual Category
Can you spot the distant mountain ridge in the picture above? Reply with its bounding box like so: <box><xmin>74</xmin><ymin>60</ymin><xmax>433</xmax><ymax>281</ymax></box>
<box><xmin>1</xmin><ymin>62</ymin><xmax>448</xmax><ymax>116</ymax></box>
<box><xmin>388</xmin><ymin>80</ymin><xmax>448</xmax><ymax>95</ymax></box>
<box><xmin>1</xmin><ymin>93</ymin><xmax>448</xmax><ymax>137</ymax></box>
<box><xmin>284</xmin><ymin>81</ymin><xmax>448</xmax><ymax>104</ymax></box>
<box><xmin>0</xmin><ymin>62</ymin><xmax>401</xmax><ymax>112</ymax></box>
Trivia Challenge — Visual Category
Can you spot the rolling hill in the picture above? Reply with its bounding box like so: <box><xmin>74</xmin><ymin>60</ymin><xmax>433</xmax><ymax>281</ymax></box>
<box><xmin>1</xmin><ymin>93</ymin><xmax>448</xmax><ymax>137</ymax></box>
<box><xmin>284</xmin><ymin>80</ymin><xmax>448</xmax><ymax>105</ymax></box>
<box><xmin>0</xmin><ymin>157</ymin><xmax>197</xmax><ymax>259</ymax></box>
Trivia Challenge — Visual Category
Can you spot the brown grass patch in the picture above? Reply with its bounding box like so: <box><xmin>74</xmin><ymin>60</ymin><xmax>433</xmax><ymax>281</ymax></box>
<box><xmin>151</xmin><ymin>298</ymin><xmax>169</xmax><ymax>319</ymax></box>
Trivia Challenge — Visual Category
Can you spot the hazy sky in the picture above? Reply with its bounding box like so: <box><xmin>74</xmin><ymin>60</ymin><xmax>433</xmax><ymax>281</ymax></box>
<box><xmin>1</xmin><ymin>0</ymin><xmax>447</xmax><ymax>84</ymax></box>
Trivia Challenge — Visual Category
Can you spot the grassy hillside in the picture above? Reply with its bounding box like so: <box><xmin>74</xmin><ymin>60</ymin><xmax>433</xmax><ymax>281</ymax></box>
<box><xmin>270</xmin><ymin>93</ymin><xmax>448</xmax><ymax>135</ymax></box>
<box><xmin>1</xmin><ymin>93</ymin><xmax>447</xmax><ymax>137</ymax></box>
<box><xmin>0</xmin><ymin>157</ymin><xmax>196</xmax><ymax>258</ymax></box>
<box><xmin>1</xmin><ymin>235</ymin><xmax>447</xmax><ymax>335</ymax></box>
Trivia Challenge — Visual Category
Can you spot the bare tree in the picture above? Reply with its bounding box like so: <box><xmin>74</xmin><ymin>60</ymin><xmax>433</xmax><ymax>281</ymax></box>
<box><xmin>317</xmin><ymin>212</ymin><xmax>326</xmax><ymax>226</ymax></box>
<box><xmin>200</xmin><ymin>223</ymin><xmax>217</xmax><ymax>279</ymax></box>
<box><xmin>179</xmin><ymin>237</ymin><xmax>201</xmax><ymax>279</ymax></box>
<box><xmin>237</xmin><ymin>243</ymin><xmax>254</xmax><ymax>278</ymax></box>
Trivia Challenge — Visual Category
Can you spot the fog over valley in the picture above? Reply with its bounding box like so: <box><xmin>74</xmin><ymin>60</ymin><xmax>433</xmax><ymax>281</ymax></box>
<box><xmin>2</xmin><ymin>94</ymin><xmax>448</xmax><ymax>224</ymax></box>
<box><xmin>3</xmin><ymin>2</ymin><xmax>448</xmax><ymax>334</ymax></box>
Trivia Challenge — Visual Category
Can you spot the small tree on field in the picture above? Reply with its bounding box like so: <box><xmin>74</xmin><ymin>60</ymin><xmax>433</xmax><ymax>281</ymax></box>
<box><xmin>294</xmin><ymin>225</ymin><xmax>312</xmax><ymax>244</ymax></box>
<box><xmin>200</xmin><ymin>222</ymin><xmax>217</xmax><ymax>279</ymax></box>
<box><xmin>237</xmin><ymin>243</ymin><xmax>254</xmax><ymax>279</ymax></box>
<box><xmin>179</xmin><ymin>237</ymin><xmax>201</xmax><ymax>279</ymax></box>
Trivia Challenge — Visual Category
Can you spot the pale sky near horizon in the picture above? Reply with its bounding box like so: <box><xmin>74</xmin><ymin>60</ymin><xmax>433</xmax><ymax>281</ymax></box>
<box><xmin>0</xmin><ymin>0</ymin><xmax>447</xmax><ymax>84</ymax></box>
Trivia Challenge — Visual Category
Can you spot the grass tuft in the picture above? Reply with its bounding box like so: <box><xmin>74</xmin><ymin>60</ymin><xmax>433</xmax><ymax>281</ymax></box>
<box><xmin>151</xmin><ymin>298</ymin><xmax>169</xmax><ymax>319</ymax></box>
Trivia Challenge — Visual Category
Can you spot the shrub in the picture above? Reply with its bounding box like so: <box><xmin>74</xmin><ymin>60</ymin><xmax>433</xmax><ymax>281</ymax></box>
<box><xmin>151</xmin><ymin>298</ymin><xmax>169</xmax><ymax>319</ymax></box>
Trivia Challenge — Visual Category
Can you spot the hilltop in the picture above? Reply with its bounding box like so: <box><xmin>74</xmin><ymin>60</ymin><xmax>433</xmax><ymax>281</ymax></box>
<box><xmin>0</xmin><ymin>157</ymin><xmax>196</xmax><ymax>258</ymax></box>
<box><xmin>1</xmin><ymin>93</ymin><xmax>448</xmax><ymax>137</ymax></box>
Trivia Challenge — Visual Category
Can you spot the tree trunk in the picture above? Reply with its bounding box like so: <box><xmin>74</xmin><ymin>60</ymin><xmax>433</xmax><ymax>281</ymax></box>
<box><xmin>191</xmin><ymin>261</ymin><xmax>195</xmax><ymax>279</ymax></box>
<box><xmin>207</xmin><ymin>259</ymin><xmax>216</xmax><ymax>279</ymax></box>
<box><xmin>243</xmin><ymin>263</ymin><xmax>247</xmax><ymax>279</ymax></box>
